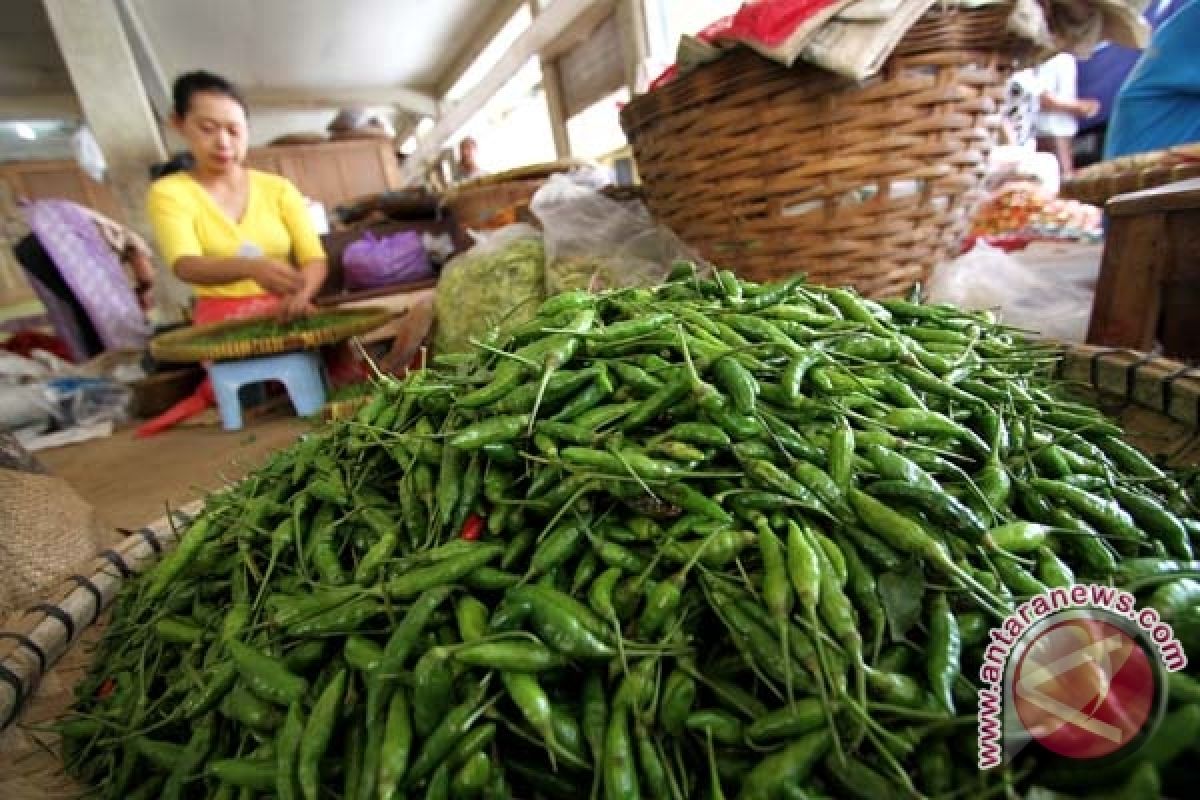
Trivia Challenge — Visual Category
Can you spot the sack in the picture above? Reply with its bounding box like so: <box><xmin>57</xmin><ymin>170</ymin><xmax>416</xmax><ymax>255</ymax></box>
<box><xmin>343</xmin><ymin>230</ymin><xmax>433</xmax><ymax>290</ymax></box>
<box><xmin>927</xmin><ymin>241</ymin><xmax>1099</xmax><ymax>342</ymax></box>
<box><xmin>532</xmin><ymin>174</ymin><xmax>704</xmax><ymax>296</ymax></box>
<box><xmin>0</xmin><ymin>435</ymin><xmax>113</xmax><ymax>617</ymax></box>
<box><xmin>433</xmin><ymin>225</ymin><xmax>546</xmax><ymax>355</ymax></box>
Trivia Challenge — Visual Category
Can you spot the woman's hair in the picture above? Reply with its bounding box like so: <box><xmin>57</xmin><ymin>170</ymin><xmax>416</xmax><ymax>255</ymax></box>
<box><xmin>171</xmin><ymin>70</ymin><xmax>246</xmax><ymax>117</ymax></box>
<box><xmin>149</xmin><ymin>152</ymin><xmax>194</xmax><ymax>179</ymax></box>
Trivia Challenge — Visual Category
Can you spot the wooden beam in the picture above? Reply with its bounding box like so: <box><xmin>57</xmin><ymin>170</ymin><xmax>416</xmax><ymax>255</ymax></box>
<box><xmin>530</xmin><ymin>0</ymin><xmax>571</xmax><ymax>160</ymax></box>
<box><xmin>541</xmin><ymin>58</ymin><xmax>571</xmax><ymax>159</ymax></box>
<box><xmin>405</xmin><ymin>0</ymin><xmax>610</xmax><ymax>183</ymax></box>
<box><xmin>116</xmin><ymin>0</ymin><xmax>171</xmax><ymax>121</ymax></box>
<box><xmin>0</xmin><ymin>93</ymin><xmax>80</xmax><ymax>120</ymax></box>
<box><xmin>614</xmin><ymin>0</ymin><xmax>649</xmax><ymax>94</ymax></box>
<box><xmin>242</xmin><ymin>86</ymin><xmax>437</xmax><ymax>116</ymax></box>
<box><xmin>434</xmin><ymin>0</ymin><xmax>527</xmax><ymax>99</ymax></box>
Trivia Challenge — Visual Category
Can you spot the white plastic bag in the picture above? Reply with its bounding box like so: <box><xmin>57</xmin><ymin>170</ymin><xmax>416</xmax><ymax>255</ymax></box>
<box><xmin>0</xmin><ymin>385</ymin><xmax>53</xmax><ymax>434</ymax></box>
<box><xmin>42</xmin><ymin>377</ymin><xmax>132</xmax><ymax>428</ymax></box>
<box><xmin>433</xmin><ymin>224</ymin><xmax>546</xmax><ymax>355</ymax></box>
<box><xmin>71</xmin><ymin>126</ymin><xmax>107</xmax><ymax>183</ymax></box>
<box><xmin>926</xmin><ymin>242</ymin><xmax>1099</xmax><ymax>342</ymax></box>
<box><xmin>532</xmin><ymin>174</ymin><xmax>705</xmax><ymax>295</ymax></box>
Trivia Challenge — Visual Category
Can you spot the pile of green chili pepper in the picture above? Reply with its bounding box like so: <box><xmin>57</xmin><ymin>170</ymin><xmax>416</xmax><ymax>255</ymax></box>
<box><xmin>60</xmin><ymin>264</ymin><xmax>1200</xmax><ymax>799</ymax></box>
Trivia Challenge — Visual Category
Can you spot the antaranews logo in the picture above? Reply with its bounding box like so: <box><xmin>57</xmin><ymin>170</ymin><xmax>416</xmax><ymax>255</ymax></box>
<box><xmin>977</xmin><ymin>583</ymin><xmax>1186</xmax><ymax>769</ymax></box>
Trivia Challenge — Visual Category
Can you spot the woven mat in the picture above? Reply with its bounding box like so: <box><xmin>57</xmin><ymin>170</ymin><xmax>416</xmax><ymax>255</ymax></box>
<box><xmin>0</xmin><ymin>616</ymin><xmax>101</xmax><ymax>799</ymax></box>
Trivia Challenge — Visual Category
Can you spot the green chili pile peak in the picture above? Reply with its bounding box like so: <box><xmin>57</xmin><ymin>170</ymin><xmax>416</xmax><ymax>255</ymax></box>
<box><xmin>63</xmin><ymin>264</ymin><xmax>1200</xmax><ymax>799</ymax></box>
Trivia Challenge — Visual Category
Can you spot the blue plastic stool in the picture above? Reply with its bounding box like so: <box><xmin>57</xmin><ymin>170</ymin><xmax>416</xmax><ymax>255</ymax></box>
<box><xmin>208</xmin><ymin>351</ymin><xmax>326</xmax><ymax>431</ymax></box>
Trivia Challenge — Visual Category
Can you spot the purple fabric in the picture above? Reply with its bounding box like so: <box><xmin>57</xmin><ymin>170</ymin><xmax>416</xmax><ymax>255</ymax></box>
<box><xmin>21</xmin><ymin>199</ymin><xmax>149</xmax><ymax>352</ymax></box>
<box><xmin>342</xmin><ymin>230</ymin><xmax>433</xmax><ymax>290</ymax></box>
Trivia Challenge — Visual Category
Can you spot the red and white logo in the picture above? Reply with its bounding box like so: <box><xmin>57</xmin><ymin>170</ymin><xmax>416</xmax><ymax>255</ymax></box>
<box><xmin>1012</xmin><ymin>616</ymin><xmax>1156</xmax><ymax>760</ymax></box>
<box><xmin>976</xmin><ymin>585</ymin><xmax>1184</xmax><ymax>769</ymax></box>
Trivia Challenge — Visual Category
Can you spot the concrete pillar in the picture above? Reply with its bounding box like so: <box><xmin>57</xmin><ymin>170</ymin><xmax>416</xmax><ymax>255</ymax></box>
<box><xmin>42</xmin><ymin>0</ymin><xmax>166</xmax><ymax>231</ymax></box>
<box><xmin>42</xmin><ymin>0</ymin><xmax>183</xmax><ymax>316</ymax></box>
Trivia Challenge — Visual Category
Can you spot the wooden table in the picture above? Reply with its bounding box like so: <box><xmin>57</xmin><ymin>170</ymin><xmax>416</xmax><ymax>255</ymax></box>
<box><xmin>1087</xmin><ymin>177</ymin><xmax>1200</xmax><ymax>361</ymax></box>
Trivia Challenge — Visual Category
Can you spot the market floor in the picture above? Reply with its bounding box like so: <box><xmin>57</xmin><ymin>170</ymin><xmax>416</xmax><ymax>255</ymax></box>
<box><xmin>37</xmin><ymin>416</ymin><xmax>310</xmax><ymax>530</ymax></box>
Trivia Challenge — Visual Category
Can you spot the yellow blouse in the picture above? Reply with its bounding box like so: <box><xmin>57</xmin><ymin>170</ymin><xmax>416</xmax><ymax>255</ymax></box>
<box><xmin>146</xmin><ymin>169</ymin><xmax>326</xmax><ymax>298</ymax></box>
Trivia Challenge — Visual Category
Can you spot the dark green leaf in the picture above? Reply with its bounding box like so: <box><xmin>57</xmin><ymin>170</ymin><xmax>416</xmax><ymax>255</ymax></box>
<box><xmin>878</xmin><ymin>565</ymin><xmax>925</xmax><ymax>641</ymax></box>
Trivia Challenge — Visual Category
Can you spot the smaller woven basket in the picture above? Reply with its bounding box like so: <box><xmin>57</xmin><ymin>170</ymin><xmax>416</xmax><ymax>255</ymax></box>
<box><xmin>620</xmin><ymin>2</ymin><xmax>1033</xmax><ymax>297</ymax></box>
<box><xmin>150</xmin><ymin>308</ymin><xmax>391</xmax><ymax>363</ymax></box>
<box><xmin>1060</xmin><ymin>144</ymin><xmax>1200</xmax><ymax>207</ymax></box>
<box><xmin>444</xmin><ymin>160</ymin><xmax>595</xmax><ymax>232</ymax></box>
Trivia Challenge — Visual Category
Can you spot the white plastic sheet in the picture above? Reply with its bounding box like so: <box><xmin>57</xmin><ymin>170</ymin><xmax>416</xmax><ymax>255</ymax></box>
<box><xmin>927</xmin><ymin>241</ymin><xmax>1102</xmax><ymax>342</ymax></box>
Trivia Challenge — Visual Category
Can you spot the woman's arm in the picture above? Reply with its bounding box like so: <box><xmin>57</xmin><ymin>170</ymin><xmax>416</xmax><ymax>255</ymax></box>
<box><xmin>1039</xmin><ymin>93</ymin><xmax>1099</xmax><ymax>117</ymax></box>
<box><xmin>174</xmin><ymin>254</ymin><xmax>303</xmax><ymax>294</ymax></box>
<box><xmin>276</xmin><ymin>180</ymin><xmax>330</xmax><ymax>318</ymax></box>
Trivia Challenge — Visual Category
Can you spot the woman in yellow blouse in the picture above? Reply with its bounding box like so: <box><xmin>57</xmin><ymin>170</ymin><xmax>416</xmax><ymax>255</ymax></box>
<box><xmin>148</xmin><ymin>71</ymin><xmax>327</xmax><ymax>324</ymax></box>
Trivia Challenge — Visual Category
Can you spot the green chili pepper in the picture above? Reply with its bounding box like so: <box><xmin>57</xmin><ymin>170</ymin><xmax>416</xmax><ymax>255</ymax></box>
<box><xmin>927</xmin><ymin>593</ymin><xmax>961</xmax><ymax>713</ymax></box>
<box><xmin>745</xmin><ymin>698</ymin><xmax>826</xmax><ymax>744</ymax></box>
<box><xmin>1113</xmin><ymin>487</ymin><xmax>1193</xmax><ymax>559</ymax></box>
<box><xmin>444</xmin><ymin>640</ymin><xmax>569</xmax><ymax>671</ymax></box>
<box><xmin>227</xmin><ymin>640</ymin><xmax>308</xmax><ymax>706</ymax></box>
<box><xmin>738</xmin><ymin>730</ymin><xmax>831</xmax><ymax>799</ymax></box>
<box><xmin>383</xmin><ymin>544</ymin><xmax>502</xmax><ymax>598</ymax></box>
<box><xmin>1029</xmin><ymin>478</ymin><xmax>1139</xmax><ymax>542</ymax></box>
<box><xmin>296</xmin><ymin>668</ymin><xmax>345</xmax><ymax>800</ymax></box>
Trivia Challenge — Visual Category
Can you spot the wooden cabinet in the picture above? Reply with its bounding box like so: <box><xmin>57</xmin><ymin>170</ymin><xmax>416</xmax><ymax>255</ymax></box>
<box><xmin>246</xmin><ymin>138</ymin><xmax>402</xmax><ymax>215</ymax></box>
<box><xmin>0</xmin><ymin>160</ymin><xmax>123</xmax><ymax>220</ymax></box>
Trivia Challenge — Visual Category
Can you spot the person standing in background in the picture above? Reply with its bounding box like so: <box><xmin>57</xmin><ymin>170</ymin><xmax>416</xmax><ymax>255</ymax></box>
<box><xmin>454</xmin><ymin>137</ymin><xmax>488</xmax><ymax>183</ymax></box>
<box><xmin>1034</xmin><ymin>53</ymin><xmax>1100</xmax><ymax>177</ymax></box>
<box><xmin>1075</xmin><ymin>0</ymin><xmax>1187</xmax><ymax>166</ymax></box>
<box><xmin>1106</xmin><ymin>0</ymin><xmax>1200</xmax><ymax>160</ymax></box>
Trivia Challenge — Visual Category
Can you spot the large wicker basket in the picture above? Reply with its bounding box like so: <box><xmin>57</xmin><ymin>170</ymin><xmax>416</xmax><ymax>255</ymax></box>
<box><xmin>6</xmin><ymin>346</ymin><xmax>1200</xmax><ymax>796</ymax></box>
<box><xmin>620</xmin><ymin>3</ymin><xmax>1032</xmax><ymax>297</ymax></box>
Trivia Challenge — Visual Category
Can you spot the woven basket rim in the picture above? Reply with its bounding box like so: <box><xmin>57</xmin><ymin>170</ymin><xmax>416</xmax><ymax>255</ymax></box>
<box><xmin>150</xmin><ymin>307</ymin><xmax>392</xmax><ymax>363</ymax></box>
<box><xmin>447</xmin><ymin>160</ymin><xmax>595</xmax><ymax>197</ymax></box>
<box><xmin>621</xmin><ymin>2</ymin><xmax>1026</xmax><ymax>137</ymax></box>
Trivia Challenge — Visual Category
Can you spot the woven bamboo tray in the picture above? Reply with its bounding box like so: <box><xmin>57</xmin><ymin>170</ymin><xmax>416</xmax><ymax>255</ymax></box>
<box><xmin>1060</xmin><ymin>144</ymin><xmax>1200</xmax><ymax>208</ymax></box>
<box><xmin>442</xmin><ymin>160</ymin><xmax>601</xmax><ymax>234</ymax></box>
<box><xmin>6</xmin><ymin>347</ymin><xmax>1200</xmax><ymax>795</ymax></box>
<box><xmin>149</xmin><ymin>307</ymin><xmax>392</xmax><ymax>363</ymax></box>
<box><xmin>620</xmin><ymin>3</ymin><xmax>1034</xmax><ymax>297</ymax></box>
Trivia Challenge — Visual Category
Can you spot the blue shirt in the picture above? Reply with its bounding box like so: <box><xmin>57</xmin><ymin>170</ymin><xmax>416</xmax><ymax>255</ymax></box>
<box><xmin>1106</xmin><ymin>0</ymin><xmax>1200</xmax><ymax>158</ymax></box>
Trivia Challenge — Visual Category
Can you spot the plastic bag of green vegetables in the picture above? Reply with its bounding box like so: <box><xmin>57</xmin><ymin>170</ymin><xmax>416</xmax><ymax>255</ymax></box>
<box><xmin>432</xmin><ymin>224</ymin><xmax>546</xmax><ymax>354</ymax></box>
<box><xmin>531</xmin><ymin>173</ymin><xmax>706</xmax><ymax>294</ymax></box>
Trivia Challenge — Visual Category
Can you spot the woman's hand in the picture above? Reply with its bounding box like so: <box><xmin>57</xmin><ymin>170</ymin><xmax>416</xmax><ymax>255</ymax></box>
<box><xmin>277</xmin><ymin>292</ymin><xmax>317</xmax><ymax>322</ymax></box>
<box><xmin>251</xmin><ymin>259</ymin><xmax>305</xmax><ymax>295</ymax></box>
<box><xmin>135</xmin><ymin>283</ymin><xmax>156</xmax><ymax>312</ymax></box>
